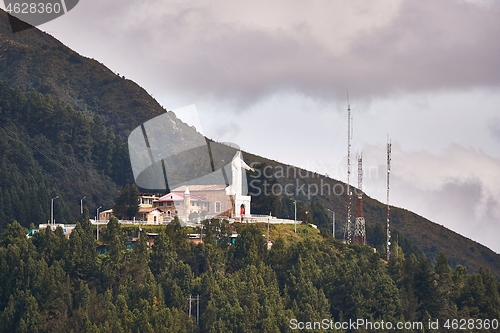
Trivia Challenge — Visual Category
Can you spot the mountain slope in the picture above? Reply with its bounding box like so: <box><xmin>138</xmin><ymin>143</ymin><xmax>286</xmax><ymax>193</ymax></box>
<box><xmin>243</xmin><ymin>152</ymin><xmax>500</xmax><ymax>277</ymax></box>
<box><xmin>0</xmin><ymin>10</ymin><xmax>194</xmax><ymax>138</ymax></box>
<box><xmin>0</xmin><ymin>9</ymin><xmax>499</xmax><ymax>278</ymax></box>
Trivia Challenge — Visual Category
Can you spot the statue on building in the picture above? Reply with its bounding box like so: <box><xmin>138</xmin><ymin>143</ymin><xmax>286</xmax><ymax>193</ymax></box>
<box><xmin>225</xmin><ymin>150</ymin><xmax>254</xmax><ymax>219</ymax></box>
<box><xmin>225</xmin><ymin>151</ymin><xmax>254</xmax><ymax>196</ymax></box>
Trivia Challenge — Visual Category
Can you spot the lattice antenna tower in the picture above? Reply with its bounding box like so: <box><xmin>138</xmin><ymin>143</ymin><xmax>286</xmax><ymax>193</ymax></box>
<box><xmin>354</xmin><ymin>152</ymin><xmax>366</xmax><ymax>245</ymax></box>
<box><xmin>357</xmin><ymin>152</ymin><xmax>362</xmax><ymax>194</ymax></box>
<box><xmin>346</xmin><ymin>92</ymin><xmax>353</xmax><ymax>244</ymax></box>
<box><xmin>386</xmin><ymin>136</ymin><xmax>392</xmax><ymax>261</ymax></box>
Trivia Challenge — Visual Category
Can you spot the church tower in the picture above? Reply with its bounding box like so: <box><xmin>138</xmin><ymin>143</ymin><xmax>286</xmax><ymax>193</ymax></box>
<box><xmin>183</xmin><ymin>186</ymin><xmax>191</xmax><ymax>216</ymax></box>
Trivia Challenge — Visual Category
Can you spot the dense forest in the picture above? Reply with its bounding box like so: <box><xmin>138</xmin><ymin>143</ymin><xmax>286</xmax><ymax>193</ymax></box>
<box><xmin>0</xmin><ymin>217</ymin><xmax>499</xmax><ymax>332</ymax></box>
<box><xmin>0</xmin><ymin>77</ymin><xmax>498</xmax><ymax>330</ymax></box>
<box><xmin>0</xmin><ymin>13</ymin><xmax>500</xmax><ymax>331</ymax></box>
<box><xmin>0</xmin><ymin>80</ymin><xmax>131</xmax><ymax>227</ymax></box>
<box><xmin>0</xmin><ymin>5</ymin><xmax>500</xmax><ymax>277</ymax></box>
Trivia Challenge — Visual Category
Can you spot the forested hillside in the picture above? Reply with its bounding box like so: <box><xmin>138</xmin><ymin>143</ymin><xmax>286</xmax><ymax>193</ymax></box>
<box><xmin>0</xmin><ymin>80</ymin><xmax>127</xmax><ymax>227</ymax></box>
<box><xmin>246</xmin><ymin>153</ymin><xmax>500</xmax><ymax>278</ymax></box>
<box><xmin>0</xmin><ymin>10</ymin><xmax>165</xmax><ymax>135</ymax></box>
<box><xmin>0</xmin><ymin>6</ymin><xmax>499</xmax><ymax>333</ymax></box>
<box><xmin>1</xmin><ymin>218</ymin><xmax>499</xmax><ymax>332</ymax></box>
<box><xmin>0</xmin><ymin>7</ymin><xmax>499</xmax><ymax>280</ymax></box>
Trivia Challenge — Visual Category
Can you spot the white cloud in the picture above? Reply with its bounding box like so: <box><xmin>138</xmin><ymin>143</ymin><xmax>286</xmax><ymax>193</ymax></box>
<box><xmin>489</xmin><ymin>117</ymin><xmax>500</xmax><ymax>142</ymax></box>
<box><xmin>364</xmin><ymin>143</ymin><xmax>500</xmax><ymax>253</ymax></box>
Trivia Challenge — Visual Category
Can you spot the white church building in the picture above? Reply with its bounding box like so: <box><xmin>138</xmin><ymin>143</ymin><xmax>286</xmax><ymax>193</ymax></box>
<box><xmin>151</xmin><ymin>150</ymin><xmax>255</xmax><ymax>223</ymax></box>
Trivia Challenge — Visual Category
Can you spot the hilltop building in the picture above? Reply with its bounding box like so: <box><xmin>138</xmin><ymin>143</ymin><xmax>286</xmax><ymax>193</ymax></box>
<box><xmin>98</xmin><ymin>150</ymin><xmax>255</xmax><ymax>225</ymax></box>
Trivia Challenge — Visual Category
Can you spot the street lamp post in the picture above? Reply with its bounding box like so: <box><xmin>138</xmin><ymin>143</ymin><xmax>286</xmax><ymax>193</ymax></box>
<box><xmin>291</xmin><ymin>199</ymin><xmax>297</xmax><ymax>233</ymax></box>
<box><xmin>327</xmin><ymin>209</ymin><xmax>335</xmax><ymax>239</ymax></box>
<box><xmin>80</xmin><ymin>196</ymin><xmax>86</xmax><ymax>215</ymax></box>
<box><xmin>267</xmin><ymin>211</ymin><xmax>271</xmax><ymax>246</ymax></box>
<box><xmin>51</xmin><ymin>196</ymin><xmax>59</xmax><ymax>227</ymax></box>
<box><xmin>200</xmin><ymin>222</ymin><xmax>203</xmax><ymax>244</ymax></box>
<box><xmin>96</xmin><ymin>206</ymin><xmax>102</xmax><ymax>241</ymax></box>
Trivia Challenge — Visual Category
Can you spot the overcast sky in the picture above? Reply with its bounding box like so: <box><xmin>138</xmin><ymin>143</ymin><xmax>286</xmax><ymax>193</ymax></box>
<box><xmin>7</xmin><ymin>0</ymin><xmax>500</xmax><ymax>253</ymax></box>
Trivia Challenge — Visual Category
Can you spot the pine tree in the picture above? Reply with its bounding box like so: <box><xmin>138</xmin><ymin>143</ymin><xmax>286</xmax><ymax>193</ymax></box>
<box><xmin>113</xmin><ymin>184</ymin><xmax>140</xmax><ymax>219</ymax></box>
<box><xmin>231</xmin><ymin>224</ymin><xmax>267</xmax><ymax>270</ymax></box>
<box><xmin>66</xmin><ymin>222</ymin><xmax>97</xmax><ymax>280</ymax></box>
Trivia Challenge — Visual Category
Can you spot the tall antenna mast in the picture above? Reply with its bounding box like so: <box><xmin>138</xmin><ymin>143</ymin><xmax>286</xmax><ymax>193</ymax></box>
<box><xmin>346</xmin><ymin>92</ymin><xmax>352</xmax><ymax>244</ymax></box>
<box><xmin>357</xmin><ymin>152</ymin><xmax>362</xmax><ymax>192</ymax></box>
<box><xmin>354</xmin><ymin>152</ymin><xmax>366</xmax><ymax>245</ymax></box>
<box><xmin>386</xmin><ymin>136</ymin><xmax>392</xmax><ymax>261</ymax></box>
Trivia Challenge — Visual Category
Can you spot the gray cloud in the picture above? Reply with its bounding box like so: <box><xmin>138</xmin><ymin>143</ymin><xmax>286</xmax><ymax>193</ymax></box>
<box><xmin>427</xmin><ymin>180</ymin><xmax>483</xmax><ymax>226</ymax></box>
<box><xmin>403</xmin><ymin>177</ymin><xmax>500</xmax><ymax>254</ymax></box>
<box><xmin>348</xmin><ymin>0</ymin><xmax>500</xmax><ymax>95</ymax></box>
<box><xmin>362</xmin><ymin>143</ymin><xmax>500</xmax><ymax>253</ymax></box>
<box><xmin>43</xmin><ymin>0</ymin><xmax>500</xmax><ymax>109</ymax></box>
<box><xmin>146</xmin><ymin>0</ymin><xmax>500</xmax><ymax>105</ymax></box>
<box><xmin>489</xmin><ymin>117</ymin><xmax>500</xmax><ymax>141</ymax></box>
<box><xmin>408</xmin><ymin>176</ymin><xmax>500</xmax><ymax>253</ymax></box>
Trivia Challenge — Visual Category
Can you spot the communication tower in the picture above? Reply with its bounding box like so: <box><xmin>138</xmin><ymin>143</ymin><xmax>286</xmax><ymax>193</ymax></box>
<box><xmin>346</xmin><ymin>94</ymin><xmax>352</xmax><ymax>244</ymax></box>
<box><xmin>354</xmin><ymin>152</ymin><xmax>366</xmax><ymax>245</ymax></box>
<box><xmin>386</xmin><ymin>137</ymin><xmax>392</xmax><ymax>261</ymax></box>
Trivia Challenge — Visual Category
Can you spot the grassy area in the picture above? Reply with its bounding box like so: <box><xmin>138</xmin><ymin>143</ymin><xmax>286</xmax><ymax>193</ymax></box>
<box><xmin>119</xmin><ymin>224</ymin><xmax>166</xmax><ymax>235</ymax></box>
<box><xmin>235</xmin><ymin>223</ymin><xmax>323</xmax><ymax>245</ymax></box>
<box><xmin>118</xmin><ymin>222</ymin><xmax>322</xmax><ymax>245</ymax></box>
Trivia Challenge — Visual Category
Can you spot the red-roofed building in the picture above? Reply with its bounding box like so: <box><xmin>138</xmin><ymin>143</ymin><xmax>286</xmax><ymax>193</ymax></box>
<box><xmin>154</xmin><ymin>186</ymin><xmax>213</xmax><ymax>222</ymax></box>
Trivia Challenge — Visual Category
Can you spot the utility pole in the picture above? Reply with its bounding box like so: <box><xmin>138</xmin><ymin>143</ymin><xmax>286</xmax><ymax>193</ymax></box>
<box><xmin>200</xmin><ymin>221</ymin><xmax>203</xmax><ymax>244</ymax></box>
<box><xmin>196</xmin><ymin>294</ymin><xmax>200</xmax><ymax>326</ymax></box>
<box><xmin>80</xmin><ymin>196</ymin><xmax>86</xmax><ymax>215</ymax></box>
<box><xmin>267</xmin><ymin>211</ymin><xmax>271</xmax><ymax>246</ymax></box>
<box><xmin>96</xmin><ymin>206</ymin><xmax>102</xmax><ymax>241</ymax></box>
<box><xmin>188</xmin><ymin>295</ymin><xmax>200</xmax><ymax>327</ymax></box>
<box><xmin>327</xmin><ymin>209</ymin><xmax>335</xmax><ymax>239</ymax></box>
<box><xmin>292</xmin><ymin>199</ymin><xmax>297</xmax><ymax>233</ymax></box>
<box><xmin>51</xmin><ymin>196</ymin><xmax>59</xmax><ymax>227</ymax></box>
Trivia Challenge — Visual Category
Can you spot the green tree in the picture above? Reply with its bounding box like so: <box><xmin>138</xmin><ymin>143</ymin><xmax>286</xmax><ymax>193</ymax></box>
<box><xmin>434</xmin><ymin>251</ymin><xmax>458</xmax><ymax>319</ymax></box>
<box><xmin>0</xmin><ymin>290</ymin><xmax>44</xmax><ymax>333</ymax></box>
<box><xmin>66</xmin><ymin>221</ymin><xmax>97</xmax><ymax>280</ymax></box>
<box><xmin>413</xmin><ymin>259</ymin><xmax>441</xmax><ymax>319</ymax></box>
<box><xmin>150</xmin><ymin>232</ymin><xmax>176</xmax><ymax>275</ymax></box>
<box><xmin>113</xmin><ymin>184</ymin><xmax>139</xmax><ymax>219</ymax></box>
<box><xmin>231</xmin><ymin>224</ymin><xmax>267</xmax><ymax>270</ymax></box>
<box><xmin>166</xmin><ymin>216</ymin><xmax>190</xmax><ymax>258</ymax></box>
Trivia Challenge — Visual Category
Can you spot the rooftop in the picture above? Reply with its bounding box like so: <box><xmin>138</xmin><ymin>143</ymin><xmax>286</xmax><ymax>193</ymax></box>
<box><xmin>173</xmin><ymin>184</ymin><xmax>226</xmax><ymax>192</ymax></box>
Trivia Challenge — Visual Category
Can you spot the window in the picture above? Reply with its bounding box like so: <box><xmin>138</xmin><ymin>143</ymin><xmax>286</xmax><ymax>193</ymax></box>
<box><xmin>215</xmin><ymin>201</ymin><xmax>221</xmax><ymax>213</ymax></box>
<box><xmin>167</xmin><ymin>201</ymin><xmax>172</xmax><ymax>207</ymax></box>
<box><xmin>167</xmin><ymin>211</ymin><xmax>171</xmax><ymax>216</ymax></box>
<box><xmin>158</xmin><ymin>202</ymin><xmax>164</xmax><ymax>206</ymax></box>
